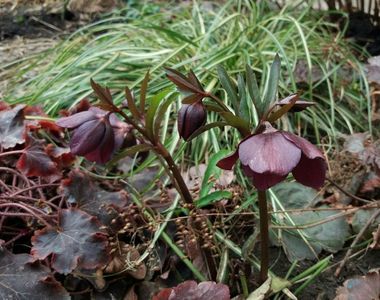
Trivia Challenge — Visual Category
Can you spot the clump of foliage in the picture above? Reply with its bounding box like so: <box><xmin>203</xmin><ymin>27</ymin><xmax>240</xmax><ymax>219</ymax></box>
<box><xmin>0</xmin><ymin>53</ymin><xmax>331</xmax><ymax>298</ymax></box>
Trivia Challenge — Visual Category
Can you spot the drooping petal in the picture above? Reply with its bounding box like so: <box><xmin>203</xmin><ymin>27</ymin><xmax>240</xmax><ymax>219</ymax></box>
<box><xmin>292</xmin><ymin>154</ymin><xmax>326</xmax><ymax>189</ymax></box>
<box><xmin>216</xmin><ymin>150</ymin><xmax>239</xmax><ymax>170</ymax></box>
<box><xmin>238</xmin><ymin>132</ymin><xmax>301</xmax><ymax>176</ymax></box>
<box><xmin>242</xmin><ymin>165</ymin><xmax>287</xmax><ymax>190</ymax></box>
<box><xmin>281</xmin><ymin>132</ymin><xmax>324</xmax><ymax>159</ymax></box>
<box><xmin>56</xmin><ymin>111</ymin><xmax>96</xmax><ymax>129</ymax></box>
<box><xmin>85</xmin><ymin>122</ymin><xmax>115</xmax><ymax>164</ymax></box>
<box><xmin>70</xmin><ymin>119</ymin><xmax>105</xmax><ymax>156</ymax></box>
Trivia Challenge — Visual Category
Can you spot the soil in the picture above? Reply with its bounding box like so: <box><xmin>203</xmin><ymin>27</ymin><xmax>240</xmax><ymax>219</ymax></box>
<box><xmin>268</xmin><ymin>247</ymin><xmax>380</xmax><ymax>299</ymax></box>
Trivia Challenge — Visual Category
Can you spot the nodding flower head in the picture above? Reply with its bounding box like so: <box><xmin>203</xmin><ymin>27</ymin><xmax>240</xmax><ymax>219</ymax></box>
<box><xmin>217</xmin><ymin>122</ymin><xmax>326</xmax><ymax>190</ymax></box>
<box><xmin>177</xmin><ymin>102</ymin><xmax>206</xmax><ymax>141</ymax></box>
<box><xmin>56</xmin><ymin>107</ymin><xmax>132</xmax><ymax>164</ymax></box>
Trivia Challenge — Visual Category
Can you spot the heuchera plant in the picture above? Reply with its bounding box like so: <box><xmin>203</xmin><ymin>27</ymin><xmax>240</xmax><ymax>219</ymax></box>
<box><xmin>55</xmin><ymin>54</ymin><xmax>327</xmax><ymax>285</ymax></box>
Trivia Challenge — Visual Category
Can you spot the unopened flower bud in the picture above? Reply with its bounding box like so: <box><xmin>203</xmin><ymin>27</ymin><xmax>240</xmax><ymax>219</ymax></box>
<box><xmin>177</xmin><ymin>102</ymin><xmax>206</xmax><ymax>141</ymax></box>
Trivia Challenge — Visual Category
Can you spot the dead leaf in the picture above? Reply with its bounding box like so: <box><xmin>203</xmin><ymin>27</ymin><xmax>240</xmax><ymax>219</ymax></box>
<box><xmin>335</xmin><ymin>269</ymin><xmax>380</xmax><ymax>300</ymax></box>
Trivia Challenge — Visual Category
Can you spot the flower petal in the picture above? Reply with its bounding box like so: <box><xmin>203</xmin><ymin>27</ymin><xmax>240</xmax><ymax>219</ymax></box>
<box><xmin>292</xmin><ymin>154</ymin><xmax>326</xmax><ymax>189</ymax></box>
<box><xmin>238</xmin><ymin>132</ymin><xmax>301</xmax><ymax>176</ymax></box>
<box><xmin>56</xmin><ymin>111</ymin><xmax>96</xmax><ymax>129</ymax></box>
<box><xmin>85</xmin><ymin>122</ymin><xmax>115</xmax><ymax>164</ymax></box>
<box><xmin>70</xmin><ymin>119</ymin><xmax>105</xmax><ymax>155</ymax></box>
<box><xmin>281</xmin><ymin>132</ymin><xmax>324</xmax><ymax>159</ymax></box>
<box><xmin>216</xmin><ymin>150</ymin><xmax>239</xmax><ymax>170</ymax></box>
<box><xmin>242</xmin><ymin>165</ymin><xmax>287</xmax><ymax>190</ymax></box>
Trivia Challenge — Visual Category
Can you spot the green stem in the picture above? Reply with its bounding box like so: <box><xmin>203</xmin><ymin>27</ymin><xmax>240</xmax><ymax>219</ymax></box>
<box><xmin>258</xmin><ymin>190</ymin><xmax>269</xmax><ymax>283</ymax></box>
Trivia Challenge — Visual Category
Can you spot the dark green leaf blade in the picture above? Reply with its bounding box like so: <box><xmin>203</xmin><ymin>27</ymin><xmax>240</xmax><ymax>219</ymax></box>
<box><xmin>246</xmin><ymin>65</ymin><xmax>263</xmax><ymax>117</ymax></box>
<box><xmin>238</xmin><ymin>73</ymin><xmax>250</xmax><ymax>122</ymax></box>
<box><xmin>217</xmin><ymin>65</ymin><xmax>240</xmax><ymax>115</ymax></box>
<box><xmin>140</xmin><ymin>70</ymin><xmax>150</xmax><ymax>113</ymax></box>
<box><xmin>263</xmin><ymin>54</ymin><xmax>281</xmax><ymax>110</ymax></box>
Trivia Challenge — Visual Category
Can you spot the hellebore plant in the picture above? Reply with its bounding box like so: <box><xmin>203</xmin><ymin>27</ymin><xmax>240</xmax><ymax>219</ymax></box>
<box><xmin>55</xmin><ymin>54</ymin><xmax>326</xmax><ymax>284</ymax></box>
<box><xmin>166</xmin><ymin>54</ymin><xmax>326</xmax><ymax>283</ymax></box>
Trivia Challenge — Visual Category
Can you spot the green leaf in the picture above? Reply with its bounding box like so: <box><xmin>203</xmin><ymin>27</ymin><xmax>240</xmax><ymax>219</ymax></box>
<box><xmin>195</xmin><ymin>190</ymin><xmax>232</xmax><ymax>208</ymax></box>
<box><xmin>154</xmin><ymin>95</ymin><xmax>176</xmax><ymax>138</ymax></box>
<box><xmin>140</xmin><ymin>70</ymin><xmax>150</xmax><ymax>113</ymax></box>
<box><xmin>186</xmin><ymin>121</ymin><xmax>227</xmax><ymax>142</ymax></box>
<box><xmin>219</xmin><ymin>111</ymin><xmax>251</xmax><ymax>136</ymax></box>
<box><xmin>216</xmin><ymin>249</ymin><xmax>229</xmax><ymax>284</ymax></box>
<box><xmin>238</xmin><ymin>73</ymin><xmax>250</xmax><ymax>122</ymax></box>
<box><xmin>125</xmin><ymin>86</ymin><xmax>141</xmax><ymax>120</ymax></box>
<box><xmin>246</xmin><ymin>65</ymin><xmax>263</xmax><ymax>116</ymax></box>
<box><xmin>146</xmin><ymin>89</ymin><xmax>171</xmax><ymax>140</ymax></box>
<box><xmin>200</xmin><ymin>149</ymin><xmax>231</xmax><ymax>197</ymax></box>
<box><xmin>217</xmin><ymin>65</ymin><xmax>240</xmax><ymax>115</ymax></box>
<box><xmin>106</xmin><ymin>144</ymin><xmax>152</xmax><ymax>166</ymax></box>
<box><xmin>263</xmin><ymin>54</ymin><xmax>281</xmax><ymax>111</ymax></box>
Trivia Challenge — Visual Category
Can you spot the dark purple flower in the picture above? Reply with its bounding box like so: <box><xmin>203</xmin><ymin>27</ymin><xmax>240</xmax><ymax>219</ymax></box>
<box><xmin>217</xmin><ymin>122</ymin><xmax>326</xmax><ymax>190</ymax></box>
<box><xmin>178</xmin><ymin>102</ymin><xmax>206</xmax><ymax>141</ymax></box>
<box><xmin>56</xmin><ymin>107</ymin><xmax>131</xmax><ymax>164</ymax></box>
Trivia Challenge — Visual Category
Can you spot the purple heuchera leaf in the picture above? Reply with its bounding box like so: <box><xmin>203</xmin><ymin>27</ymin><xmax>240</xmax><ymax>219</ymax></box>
<box><xmin>0</xmin><ymin>249</ymin><xmax>70</xmax><ymax>300</ymax></box>
<box><xmin>31</xmin><ymin>208</ymin><xmax>109</xmax><ymax>274</ymax></box>
<box><xmin>178</xmin><ymin>102</ymin><xmax>206</xmax><ymax>141</ymax></box>
<box><xmin>217</xmin><ymin>122</ymin><xmax>326</xmax><ymax>190</ymax></box>
<box><xmin>153</xmin><ymin>280</ymin><xmax>230</xmax><ymax>300</ymax></box>
<box><xmin>56</xmin><ymin>107</ymin><xmax>132</xmax><ymax>164</ymax></box>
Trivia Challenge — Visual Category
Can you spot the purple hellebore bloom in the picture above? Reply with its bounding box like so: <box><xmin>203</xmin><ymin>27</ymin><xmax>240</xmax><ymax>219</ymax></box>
<box><xmin>217</xmin><ymin>122</ymin><xmax>326</xmax><ymax>191</ymax></box>
<box><xmin>56</xmin><ymin>107</ymin><xmax>131</xmax><ymax>164</ymax></box>
<box><xmin>177</xmin><ymin>101</ymin><xmax>206</xmax><ymax>141</ymax></box>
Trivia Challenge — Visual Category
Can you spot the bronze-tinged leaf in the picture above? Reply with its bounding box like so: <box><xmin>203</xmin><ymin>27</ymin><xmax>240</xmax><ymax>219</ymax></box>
<box><xmin>276</xmin><ymin>94</ymin><xmax>315</xmax><ymax>112</ymax></box>
<box><xmin>0</xmin><ymin>249</ymin><xmax>70</xmax><ymax>300</ymax></box>
<box><xmin>61</xmin><ymin>169</ymin><xmax>129</xmax><ymax>229</ymax></box>
<box><xmin>0</xmin><ymin>104</ymin><xmax>26</xmax><ymax>149</ymax></box>
<box><xmin>267</xmin><ymin>94</ymin><xmax>299</xmax><ymax>122</ymax></box>
<box><xmin>31</xmin><ymin>208</ymin><xmax>110</xmax><ymax>274</ymax></box>
<box><xmin>16</xmin><ymin>136</ymin><xmax>60</xmax><ymax>180</ymax></box>
<box><xmin>90</xmin><ymin>79</ymin><xmax>115</xmax><ymax>111</ymax></box>
<box><xmin>153</xmin><ymin>281</ymin><xmax>230</xmax><ymax>300</ymax></box>
<box><xmin>125</xmin><ymin>86</ymin><xmax>142</xmax><ymax>119</ymax></box>
<box><xmin>164</xmin><ymin>67</ymin><xmax>204</xmax><ymax>95</ymax></box>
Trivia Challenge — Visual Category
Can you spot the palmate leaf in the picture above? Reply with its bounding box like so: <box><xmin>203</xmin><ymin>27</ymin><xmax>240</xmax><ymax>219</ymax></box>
<box><xmin>0</xmin><ymin>104</ymin><xmax>26</xmax><ymax>149</ymax></box>
<box><xmin>61</xmin><ymin>169</ymin><xmax>129</xmax><ymax>228</ymax></box>
<box><xmin>16</xmin><ymin>135</ymin><xmax>59</xmax><ymax>179</ymax></box>
<box><xmin>0</xmin><ymin>249</ymin><xmax>69</xmax><ymax>300</ymax></box>
<box><xmin>153</xmin><ymin>281</ymin><xmax>230</xmax><ymax>300</ymax></box>
<box><xmin>31</xmin><ymin>208</ymin><xmax>110</xmax><ymax>274</ymax></box>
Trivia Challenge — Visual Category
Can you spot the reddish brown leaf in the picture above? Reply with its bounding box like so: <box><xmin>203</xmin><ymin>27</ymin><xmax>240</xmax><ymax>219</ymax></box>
<box><xmin>153</xmin><ymin>281</ymin><xmax>230</xmax><ymax>300</ymax></box>
<box><xmin>31</xmin><ymin>208</ymin><xmax>110</xmax><ymax>274</ymax></box>
<box><xmin>16</xmin><ymin>136</ymin><xmax>60</xmax><ymax>179</ymax></box>
<box><xmin>61</xmin><ymin>169</ymin><xmax>129</xmax><ymax>228</ymax></box>
<box><xmin>0</xmin><ymin>248</ymin><xmax>70</xmax><ymax>300</ymax></box>
<box><xmin>90</xmin><ymin>79</ymin><xmax>115</xmax><ymax>111</ymax></box>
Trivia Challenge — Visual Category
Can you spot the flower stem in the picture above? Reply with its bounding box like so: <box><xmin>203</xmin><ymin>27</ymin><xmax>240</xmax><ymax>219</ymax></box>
<box><xmin>258</xmin><ymin>190</ymin><xmax>269</xmax><ymax>283</ymax></box>
<box><xmin>155</xmin><ymin>142</ymin><xmax>193</xmax><ymax>204</ymax></box>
